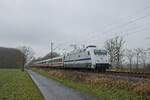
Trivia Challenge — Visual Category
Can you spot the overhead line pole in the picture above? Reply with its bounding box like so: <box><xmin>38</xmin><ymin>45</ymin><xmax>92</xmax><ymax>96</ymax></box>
<box><xmin>51</xmin><ymin>42</ymin><xmax>53</xmax><ymax>66</ymax></box>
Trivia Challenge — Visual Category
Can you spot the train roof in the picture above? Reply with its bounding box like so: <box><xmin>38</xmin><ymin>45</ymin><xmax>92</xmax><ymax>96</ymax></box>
<box><xmin>65</xmin><ymin>46</ymin><xmax>108</xmax><ymax>55</ymax></box>
<box><xmin>86</xmin><ymin>45</ymin><xmax>96</xmax><ymax>48</ymax></box>
<box><xmin>35</xmin><ymin>56</ymin><xmax>63</xmax><ymax>63</ymax></box>
<box><xmin>68</xmin><ymin>45</ymin><xmax>97</xmax><ymax>54</ymax></box>
<box><xmin>50</xmin><ymin>56</ymin><xmax>63</xmax><ymax>60</ymax></box>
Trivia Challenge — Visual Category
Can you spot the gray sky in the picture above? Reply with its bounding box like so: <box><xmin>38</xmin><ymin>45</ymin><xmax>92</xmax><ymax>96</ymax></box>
<box><xmin>0</xmin><ymin>0</ymin><xmax>150</xmax><ymax>57</ymax></box>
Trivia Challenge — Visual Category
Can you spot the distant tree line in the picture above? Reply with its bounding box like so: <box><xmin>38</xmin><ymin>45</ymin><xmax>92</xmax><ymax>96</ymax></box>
<box><xmin>0</xmin><ymin>47</ymin><xmax>24</xmax><ymax>68</ymax></box>
<box><xmin>105</xmin><ymin>36</ymin><xmax>150</xmax><ymax>72</ymax></box>
<box><xmin>125</xmin><ymin>48</ymin><xmax>150</xmax><ymax>72</ymax></box>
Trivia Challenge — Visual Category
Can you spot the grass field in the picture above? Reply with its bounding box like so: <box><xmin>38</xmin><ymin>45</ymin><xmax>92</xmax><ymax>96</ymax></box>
<box><xmin>0</xmin><ymin>69</ymin><xmax>43</xmax><ymax>100</ymax></box>
<box><xmin>32</xmin><ymin>68</ymin><xmax>147</xmax><ymax>100</ymax></box>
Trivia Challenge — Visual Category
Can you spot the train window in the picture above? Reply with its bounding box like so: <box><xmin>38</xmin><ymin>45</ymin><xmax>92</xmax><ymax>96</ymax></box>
<box><xmin>94</xmin><ymin>50</ymin><xmax>107</xmax><ymax>55</ymax></box>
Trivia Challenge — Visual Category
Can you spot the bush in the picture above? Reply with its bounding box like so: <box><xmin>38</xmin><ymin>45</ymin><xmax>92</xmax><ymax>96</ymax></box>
<box><xmin>133</xmin><ymin>82</ymin><xmax>150</xmax><ymax>96</ymax></box>
<box><xmin>44</xmin><ymin>69</ymin><xmax>150</xmax><ymax>97</ymax></box>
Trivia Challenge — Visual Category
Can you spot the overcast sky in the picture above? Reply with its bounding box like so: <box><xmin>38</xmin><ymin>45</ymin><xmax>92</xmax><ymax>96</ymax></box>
<box><xmin>0</xmin><ymin>0</ymin><xmax>150</xmax><ymax>57</ymax></box>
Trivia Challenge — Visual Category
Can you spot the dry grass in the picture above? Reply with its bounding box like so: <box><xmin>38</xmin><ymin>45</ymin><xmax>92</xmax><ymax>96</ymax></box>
<box><xmin>46</xmin><ymin>69</ymin><xmax>150</xmax><ymax>97</ymax></box>
<box><xmin>133</xmin><ymin>82</ymin><xmax>150</xmax><ymax>96</ymax></box>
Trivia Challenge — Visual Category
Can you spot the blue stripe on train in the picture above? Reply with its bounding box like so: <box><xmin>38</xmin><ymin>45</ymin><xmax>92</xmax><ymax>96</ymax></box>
<box><xmin>64</xmin><ymin>58</ymin><xmax>91</xmax><ymax>62</ymax></box>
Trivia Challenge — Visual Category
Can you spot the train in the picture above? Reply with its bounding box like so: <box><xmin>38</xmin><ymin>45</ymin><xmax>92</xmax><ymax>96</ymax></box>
<box><xmin>33</xmin><ymin>45</ymin><xmax>111</xmax><ymax>71</ymax></box>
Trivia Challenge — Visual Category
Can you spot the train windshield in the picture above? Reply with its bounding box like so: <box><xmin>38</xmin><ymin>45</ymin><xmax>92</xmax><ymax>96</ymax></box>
<box><xmin>94</xmin><ymin>50</ymin><xmax>107</xmax><ymax>55</ymax></box>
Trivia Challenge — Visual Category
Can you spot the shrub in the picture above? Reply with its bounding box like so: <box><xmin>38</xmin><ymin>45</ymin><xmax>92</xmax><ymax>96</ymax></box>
<box><xmin>45</xmin><ymin>69</ymin><xmax>150</xmax><ymax>97</ymax></box>
<box><xmin>133</xmin><ymin>82</ymin><xmax>150</xmax><ymax>96</ymax></box>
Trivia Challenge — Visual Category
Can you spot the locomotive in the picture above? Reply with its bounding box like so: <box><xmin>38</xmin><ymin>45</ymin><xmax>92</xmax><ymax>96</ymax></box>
<box><xmin>33</xmin><ymin>45</ymin><xmax>110</xmax><ymax>71</ymax></box>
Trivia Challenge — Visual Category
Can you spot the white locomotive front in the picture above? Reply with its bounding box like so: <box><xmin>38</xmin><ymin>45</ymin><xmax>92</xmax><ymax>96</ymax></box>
<box><xmin>64</xmin><ymin>45</ymin><xmax>110</xmax><ymax>71</ymax></box>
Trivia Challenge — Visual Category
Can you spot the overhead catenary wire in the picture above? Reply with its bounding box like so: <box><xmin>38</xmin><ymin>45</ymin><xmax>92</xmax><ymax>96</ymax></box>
<box><xmin>113</xmin><ymin>21</ymin><xmax>150</xmax><ymax>37</ymax></box>
<box><xmin>120</xmin><ymin>26</ymin><xmax>150</xmax><ymax>37</ymax></box>
<box><xmin>102</xmin><ymin>14</ymin><xmax>150</xmax><ymax>35</ymax></box>
<box><xmin>99</xmin><ymin>5</ymin><xmax>150</xmax><ymax>33</ymax></box>
<box><xmin>76</xmin><ymin>5</ymin><xmax>150</xmax><ymax>47</ymax></box>
<box><xmin>88</xmin><ymin>5</ymin><xmax>150</xmax><ymax>38</ymax></box>
<box><xmin>86</xmin><ymin>19</ymin><xmax>150</xmax><ymax>43</ymax></box>
<box><xmin>100</xmin><ymin>5</ymin><xmax>150</xmax><ymax>34</ymax></box>
<box><xmin>85</xmin><ymin>17</ymin><xmax>150</xmax><ymax>43</ymax></box>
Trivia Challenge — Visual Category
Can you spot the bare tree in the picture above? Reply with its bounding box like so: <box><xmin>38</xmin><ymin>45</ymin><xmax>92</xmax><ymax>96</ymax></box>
<box><xmin>134</xmin><ymin>48</ymin><xmax>142</xmax><ymax>70</ymax></box>
<box><xmin>114</xmin><ymin>36</ymin><xmax>125</xmax><ymax>67</ymax></box>
<box><xmin>105</xmin><ymin>36</ymin><xmax>125</xmax><ymax>68</ymax></box>
<box><xmin>105</xmin><ymin>38</ymin><xmax>115</xmax><ymax>66</ymax></box>
<box><xmin>126</xmin><ymin>49</ymin><xmax>134</xmax><ymax>71</ymax></box>
<box><xmin>140</xmin><ymin>49</ymin><xmax>147</xmax><ymax>69</ymax></box>
<box><xmin>18</xmin><ymin>46</ymin><xmax>35</xmax><ymax>71</ymax></box>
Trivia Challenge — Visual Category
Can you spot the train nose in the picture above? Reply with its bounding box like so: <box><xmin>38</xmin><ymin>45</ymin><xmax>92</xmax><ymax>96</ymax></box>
<box><xmin>96</xmin><ymin>58</ymin><xmax>107</xmax><ymax>63</ymax></box>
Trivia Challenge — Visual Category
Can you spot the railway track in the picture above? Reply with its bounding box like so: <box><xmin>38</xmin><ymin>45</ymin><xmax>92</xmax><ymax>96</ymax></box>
<box><xmin>69</xmin><ymin>69</ymin><xmax>150</xmax><ymax>79</ymax></box>
<box><xmin>105</xmin><ymin>71</ymin><xmax>150</xmax><ymax>78</ymax></box>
